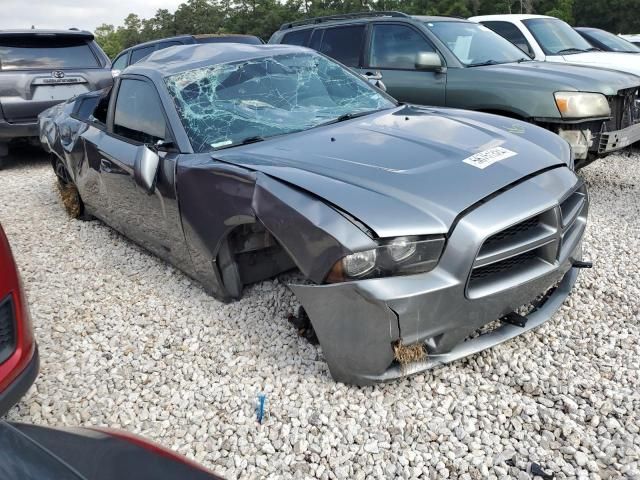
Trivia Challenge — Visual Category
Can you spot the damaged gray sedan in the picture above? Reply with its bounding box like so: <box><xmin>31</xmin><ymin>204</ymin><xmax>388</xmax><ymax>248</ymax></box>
<box><xmin>39</xmin><ymin>44</ymin><xmax>589</xmax><ymax>385</ymax></box>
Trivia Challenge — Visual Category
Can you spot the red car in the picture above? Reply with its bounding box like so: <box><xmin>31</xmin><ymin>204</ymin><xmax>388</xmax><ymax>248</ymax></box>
<box><xmin>0</xmin><ymin>222</ymin><xmax>38</xmax><ymax>416</ymax></box>
<box><xmin>0</xmin><ymin>421</ymin><xmax>224</xmax><ymax>479</ymax></box>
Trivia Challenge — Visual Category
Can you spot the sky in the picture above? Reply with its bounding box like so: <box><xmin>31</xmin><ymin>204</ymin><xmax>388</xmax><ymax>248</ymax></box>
<box><xmin>0</xmin><ymin>0</ymin><xmax>184</xmax><ymax>33</ymax></box>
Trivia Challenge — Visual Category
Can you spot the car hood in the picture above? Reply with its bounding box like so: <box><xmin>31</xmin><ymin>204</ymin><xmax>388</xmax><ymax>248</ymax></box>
<box><xmin>213</xmin><ymin>106</ymin><xmax>569</xmax><ymax>238</ymax></box>
<box><xmin>479</xmin><ymin>60</ymin><xmax>640</xmax><ymax>94</ymax></box>
<box><xmin>547</xmin><ymin>51</ymin><xmax>640</xmax><ymax>77</ymax></box>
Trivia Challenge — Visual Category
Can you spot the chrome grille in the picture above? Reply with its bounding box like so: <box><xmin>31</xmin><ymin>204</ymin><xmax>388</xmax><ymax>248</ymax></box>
<box><xmin>467</xmin><ymin>183</ymin><xmax>587</xmax><ymax>298</ymax></box>
<box><xmin>0</xmin><ymin>295</ymin><xmax>16</xmax><ymax>364</ymax></box>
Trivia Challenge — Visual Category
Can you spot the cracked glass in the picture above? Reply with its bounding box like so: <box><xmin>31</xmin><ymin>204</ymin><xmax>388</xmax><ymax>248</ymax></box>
<box><xmin>165</xmin><ymin>52</ymin><xmax>395</xmax><ymax>153</ymax></box>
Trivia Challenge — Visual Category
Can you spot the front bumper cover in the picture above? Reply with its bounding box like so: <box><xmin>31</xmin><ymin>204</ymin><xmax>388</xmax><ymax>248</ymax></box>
<box><xmin>292</xmin><ymin>168</ymin><xmax>588</xmax><ymax>385</ymax></box>
<box><xmin>0</xmin><ymin>345</ymin><xmax>39</xmax><ymax>417</ymax></box>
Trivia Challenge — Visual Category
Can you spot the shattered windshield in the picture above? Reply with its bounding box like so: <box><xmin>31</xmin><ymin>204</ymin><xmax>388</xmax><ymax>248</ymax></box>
<box><xmin>425</xmin><ymin>21</ymin><xmax>529</xmax><ymax>66</ymax></box>
<box><xmin>165</xmin><ymin>52</ymin><xmax>395</xmax><ymax>152</ymax></box>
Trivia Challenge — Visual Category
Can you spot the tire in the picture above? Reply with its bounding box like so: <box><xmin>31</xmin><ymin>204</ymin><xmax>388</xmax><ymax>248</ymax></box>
<box><xmin>0</xmin><ymin>143</ymin><xmax>8</xmax><ymax>170</ymax></box>
<box><xmin>54</xmin><ymin>158</ymin><xmax>92</xmax><ymax>220</ymax></box>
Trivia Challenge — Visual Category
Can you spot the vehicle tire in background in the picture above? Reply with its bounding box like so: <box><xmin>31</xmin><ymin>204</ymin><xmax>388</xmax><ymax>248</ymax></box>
<box><xmin>0</xmin><ymin>143</ymin><xmax>8</xmax><ymax>170</ymax></box>
<box><xmin>53</xmin><ymin>157</ymin><xmax>92</xmax><ymax>220</ymax></box>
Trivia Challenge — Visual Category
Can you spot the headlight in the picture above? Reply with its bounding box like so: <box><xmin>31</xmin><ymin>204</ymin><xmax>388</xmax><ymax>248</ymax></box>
<box><xmin>554</xmin><ymin>92</ymin><xmax>610</xmax><ymax>119</ymax></box>
<box><xmin>326</xmin><ymin>236</ymin><xmax>445</xmax><ymax>283</ymax></box>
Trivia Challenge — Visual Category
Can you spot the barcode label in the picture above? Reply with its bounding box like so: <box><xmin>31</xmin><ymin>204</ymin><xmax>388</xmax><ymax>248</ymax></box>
<box><xmin>463</xmin><ymin>147</ymin><xmax>517</xmax><ymax>169</ymax></box>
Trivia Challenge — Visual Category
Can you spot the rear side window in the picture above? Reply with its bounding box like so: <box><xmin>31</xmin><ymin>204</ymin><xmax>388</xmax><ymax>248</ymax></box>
<box><xmin>113</xmin><ymin>79</ymin><xmax>167</xmax><ymax>144</ymax></box>
<box><xmin>319</xmin><ymin>25</ymin><xmax>365</xmax><ymax>67</ymax></box>
<box><xmin>281</xmin><ymin>29</ymin><xmax>312</xmax><ymax>46</ymax></box>
<box><xmin>0</xmin><ymin>36</ymin><xmax>99</xmax><ymax>70</ymax></box>
<box><xmin>130</xmin><ymin>45</ymin><xmax>155</xmax><ymax>64</ymax></box>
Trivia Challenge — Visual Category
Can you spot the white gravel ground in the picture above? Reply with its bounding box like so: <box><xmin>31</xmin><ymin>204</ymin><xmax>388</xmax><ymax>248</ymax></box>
<box><xmin>0</xmin><ymin>149</ymin><xmax>639</xmax><ymax>480</ymax></box>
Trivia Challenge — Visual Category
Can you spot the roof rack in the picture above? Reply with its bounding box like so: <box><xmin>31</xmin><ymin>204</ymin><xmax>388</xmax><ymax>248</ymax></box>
<box><xmin>279</xmin><ymin>11</ymin><xmax>410</xmax><ymax>30</ymax></box>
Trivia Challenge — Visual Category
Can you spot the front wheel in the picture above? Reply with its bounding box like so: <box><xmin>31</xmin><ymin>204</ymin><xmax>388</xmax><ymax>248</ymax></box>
<box><xmin>54</xmin><ymin>158</ymin><xmax>92</xmax><ymax>220</ymax></box>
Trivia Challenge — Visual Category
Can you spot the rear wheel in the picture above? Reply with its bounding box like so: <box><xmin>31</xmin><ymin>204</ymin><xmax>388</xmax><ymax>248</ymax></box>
<box><xmin>54</xmin><ymin>158</ymin><xmax>91</xmax><ymax>220</ymax></box>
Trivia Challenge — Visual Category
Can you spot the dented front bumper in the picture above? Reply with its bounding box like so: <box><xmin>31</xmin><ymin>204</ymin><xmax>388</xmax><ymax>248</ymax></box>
<box><xmin>292</xmin><ymin>168</ymin><xmax>588</xmax><ymax>385</ymax></box>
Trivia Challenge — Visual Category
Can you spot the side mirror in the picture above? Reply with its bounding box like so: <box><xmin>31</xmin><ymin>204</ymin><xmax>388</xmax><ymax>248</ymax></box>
<box><xmin>111</xmin><ymin>69</ymin><xmax>121</xmax><ymax>78</ymax></box>
<box><xmin>134</xmin><ymin>145</ymin><xmax>160</xmax><ymax>194</ymax></box>
<box><xmin>415</xmin><ymin>52</ymin><xmax>445</xmax><ymax>72</ymax></box>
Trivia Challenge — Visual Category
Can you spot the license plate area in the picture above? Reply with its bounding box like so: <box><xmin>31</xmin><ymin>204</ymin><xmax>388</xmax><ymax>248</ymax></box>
<box><xmin>32</xmin><ymin>84</ymin><xmax>88</xmax><ymax>101</ymax></box>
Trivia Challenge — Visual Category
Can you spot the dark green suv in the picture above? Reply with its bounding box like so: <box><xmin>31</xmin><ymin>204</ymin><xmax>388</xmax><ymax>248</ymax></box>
<box><xmin>269</xmin><ymin>11</ymin><xmax>640</xmax><ymax>167</ymax></box>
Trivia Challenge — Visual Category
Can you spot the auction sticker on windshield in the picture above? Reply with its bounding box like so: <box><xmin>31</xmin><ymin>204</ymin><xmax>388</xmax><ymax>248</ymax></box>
<box><xmin>463</xmin><ymin>147</ymin><xmax>517</xmax><ymax>169</ymax></box>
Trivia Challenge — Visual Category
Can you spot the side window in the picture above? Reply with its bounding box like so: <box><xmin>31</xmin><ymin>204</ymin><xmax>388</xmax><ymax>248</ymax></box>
<box><xmin>130</xmin><ymin>45</ymin><xmax>156</xmax><ymax>64</ymax></box>
<box><xmin>281</xmin><ymin>29</ymin><xmax>312</xmax><ymax>46</ymax></box>
<box><xmin>309</xmin><ymin>29</ymin><xmax>323</xmax><ymax>50</ymax></box>
<box><xmin>481</xmin><ymin>21</ymin><xmax>533</xmax><ymax>55</ymax></box>
<box><xmin>369</xmin><ymin>24</ymin><xmax>436</xmax><ymax>70</ymax></box>
<box><xmin>113</xmin><ymin>79</ymin><xmax>167</xmax><ymax>144</ymax></box>
<box><xmin>112</xmin><ymin>53</ymin><xmax>128</xmax><ymax>70</ymax></box>
<box><xmin>319</xmin><ymin>25</ymin><xmax>365</xmax><ymax>67</ymax></box>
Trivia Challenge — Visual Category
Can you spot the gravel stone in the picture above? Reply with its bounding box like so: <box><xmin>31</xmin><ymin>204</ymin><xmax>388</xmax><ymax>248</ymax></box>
<box><xmin>1</xmin><ymin>150</ymin><xmax>639</xmax><ymax>479</ymax></box>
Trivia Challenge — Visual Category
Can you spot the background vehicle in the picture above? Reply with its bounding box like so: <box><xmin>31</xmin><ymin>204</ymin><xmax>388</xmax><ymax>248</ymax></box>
<box><xmin>269</xmin><ymin>12</ymin><xmax>640</xmax><ymax>166</ymax></box>
<box><xmin>0</xmin><ymin>421</ymin><xmax>224</xmax><ymax>479</ymax></box>
<box><xmin>0</xmin><ymin>222</ymin><xmax>38</xmax><ymax>416</ymax></box>
<box><xmin>111</xmin><ymin>34</ymin><xmax>264</xmax><ymax>75</ymax></box>
<box><xmin>620</xmin><ymin>34</ymin><xmax>640</xmax><ymax>47</ymax></box>
<box><xmin>0</xmin><ymin>29</ymin><xmax>112</xmax><ymax>167</ymax></box>
<box><xmin>575</xmin><ymin>27</ymin><xmax>640</xmax><ymax>53</ymax></box>
<box><xmin>41</xmin><ymin>44</ymin><xmax>588</xmax><ymax>385</ymax></box>
<box><xmin>472</xmin><ymin>14</ymin><xmax>640</xmax><ymax>76</ymax></box>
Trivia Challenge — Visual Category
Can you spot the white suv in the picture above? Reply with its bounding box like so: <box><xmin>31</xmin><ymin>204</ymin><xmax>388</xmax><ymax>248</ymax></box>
<box><xmin>470</xmin><ymin>14</ymin><xmax>640</xmax><ymax>76</ymax></box>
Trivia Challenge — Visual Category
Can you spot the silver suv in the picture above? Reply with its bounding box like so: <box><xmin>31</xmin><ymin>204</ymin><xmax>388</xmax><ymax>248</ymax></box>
<box><xmin>0</xmin><ymin>29</ymin><xmax>112</xmax><ymax>167</ymax></box>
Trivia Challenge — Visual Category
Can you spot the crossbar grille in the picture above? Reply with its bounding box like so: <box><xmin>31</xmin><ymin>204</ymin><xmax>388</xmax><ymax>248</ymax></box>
<box><xmin>0</xmin><ymin>295</ymin><xmax>16</xmax><ymax>364</ymax></box>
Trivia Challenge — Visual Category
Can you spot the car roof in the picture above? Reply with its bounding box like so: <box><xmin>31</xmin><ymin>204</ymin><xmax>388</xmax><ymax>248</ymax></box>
<box><xmin>117</xmin><ymin>33</ymin><xmax>261</xmax><ymax>55</ymax></box>
<box><xmin>128</xmin><ymin>43</ymin><xmax>307</xmax><ymax>78</ymax></box>
<box><xmin>469</xmin><ymin>14</ymin><xmax>553</xmax><ymax>21</ymax></box>
<box><xmin>413</xmin><ymin>16</ymin><xmax>471</xmax><ymax>23</ymax></box>
<box><xmin>0</xmin><ymin>29</ymin><xmax>93</xmax><ymax>39</ymax></box>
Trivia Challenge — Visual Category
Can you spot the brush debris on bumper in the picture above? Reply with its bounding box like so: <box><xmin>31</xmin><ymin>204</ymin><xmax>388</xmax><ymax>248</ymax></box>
<box><xmin>292</xmin><ymin>168</ymin><xmax>588</xmax><ymax>386</ymax></box>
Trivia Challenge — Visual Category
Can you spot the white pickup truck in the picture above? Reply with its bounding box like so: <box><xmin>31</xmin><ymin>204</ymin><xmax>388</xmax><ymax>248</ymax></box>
<box><xmin>470</xmin><ymin>14</ymin><xmax>640</xmax><ymax>76</ymax></box>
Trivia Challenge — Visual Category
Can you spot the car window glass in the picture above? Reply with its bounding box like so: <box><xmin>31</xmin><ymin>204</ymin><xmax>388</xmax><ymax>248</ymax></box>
<box><xmin>319</xmin><ymin>25</ymin><xmax>365</xmax><ymax>67</ymax></box>
<box><xmin>282</xmin><ymin>29</ymin><xmax>312</xmax><ymax>46</ymax></box>
<box><xmin>0</xmin><ymin>36</ymin><xmax>98</xmax><ymax>70</ymax></box>
<box><xmin>309</xmin><ymin>29</ymin><xmax>323</xmax><ymax>50</ymax></box>
<box><xmin>370</xmin><ymin>24</ymin><xmax>435</xmax><ymax>69</ymax></box>
<box><xmin>581</xmin><ymin>29</ymin><xmax>640</xmax><ymax>52</ymax></box>
<box><xmin>157</xmin><ymin>41</ymin><xmax>183</xmax><ymax>51</ymax></box>
<box><xmin>522</xmin><ymin>18</ymin><xmax>593</xmax><ymax>55</ymax></box>
<box><xmin>166</xmin><ymin>52</ymin><xmax>394</xmax><ymax>153</ymax></box>
<box><xmin>425</xmin><ymin>21</ymin><xmax>527</xmax><ymax>65</ymax></box>
<box><xmin>481</xmin><ymin>21</ymin><xmax>533</xmax><ymax>55</ymax></box>
<box><xmin>111</xmin><ymin>53</ymin><xmax>128</xmax><ymax>70</ymax></box>
<box><xmin>130</xmin><ymin>45</ymin><xmax>156</xmax><ymax>64</ymax></box>
<box><xmin>113</xmin><ymin>79</ymin><xmax>167</xmax><ymax>143</ymax></box>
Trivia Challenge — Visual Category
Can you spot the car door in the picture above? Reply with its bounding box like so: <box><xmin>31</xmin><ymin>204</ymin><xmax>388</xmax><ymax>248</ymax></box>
<box><xmin>361</xmin><ymin>23</ymin><xmax>446</xmax><ymax>106</ymax></box>
<box><xmin>94</xmin><ymin>76</ymin><xmax>184</xmax><ymax>262</ymax></box>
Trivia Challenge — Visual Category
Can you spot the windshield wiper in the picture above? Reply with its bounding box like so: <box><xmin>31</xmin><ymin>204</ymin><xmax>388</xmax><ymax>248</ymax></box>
<box><xmin>517</xmin><ymin>57</ymin><xmax>532</xmax><ymax>63</ymax></box>
<box><xmin>467</xmin><ymin>59</ymin><xmax>502</xmax><ymax>67</ymax></box>
<box><xmin>213</xmin><ymin>135</ymin><xmax>265</xmax><ymax>150</ymax></box>
<box><xmin>556</xmin><ymin>48</ymin><xmax>589</xmax><ymax>54</ymax></box>
<box><xmin>314</xmin><ymin>109</ymin><xmax>385</xmax><ymax>128</ymax></box>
